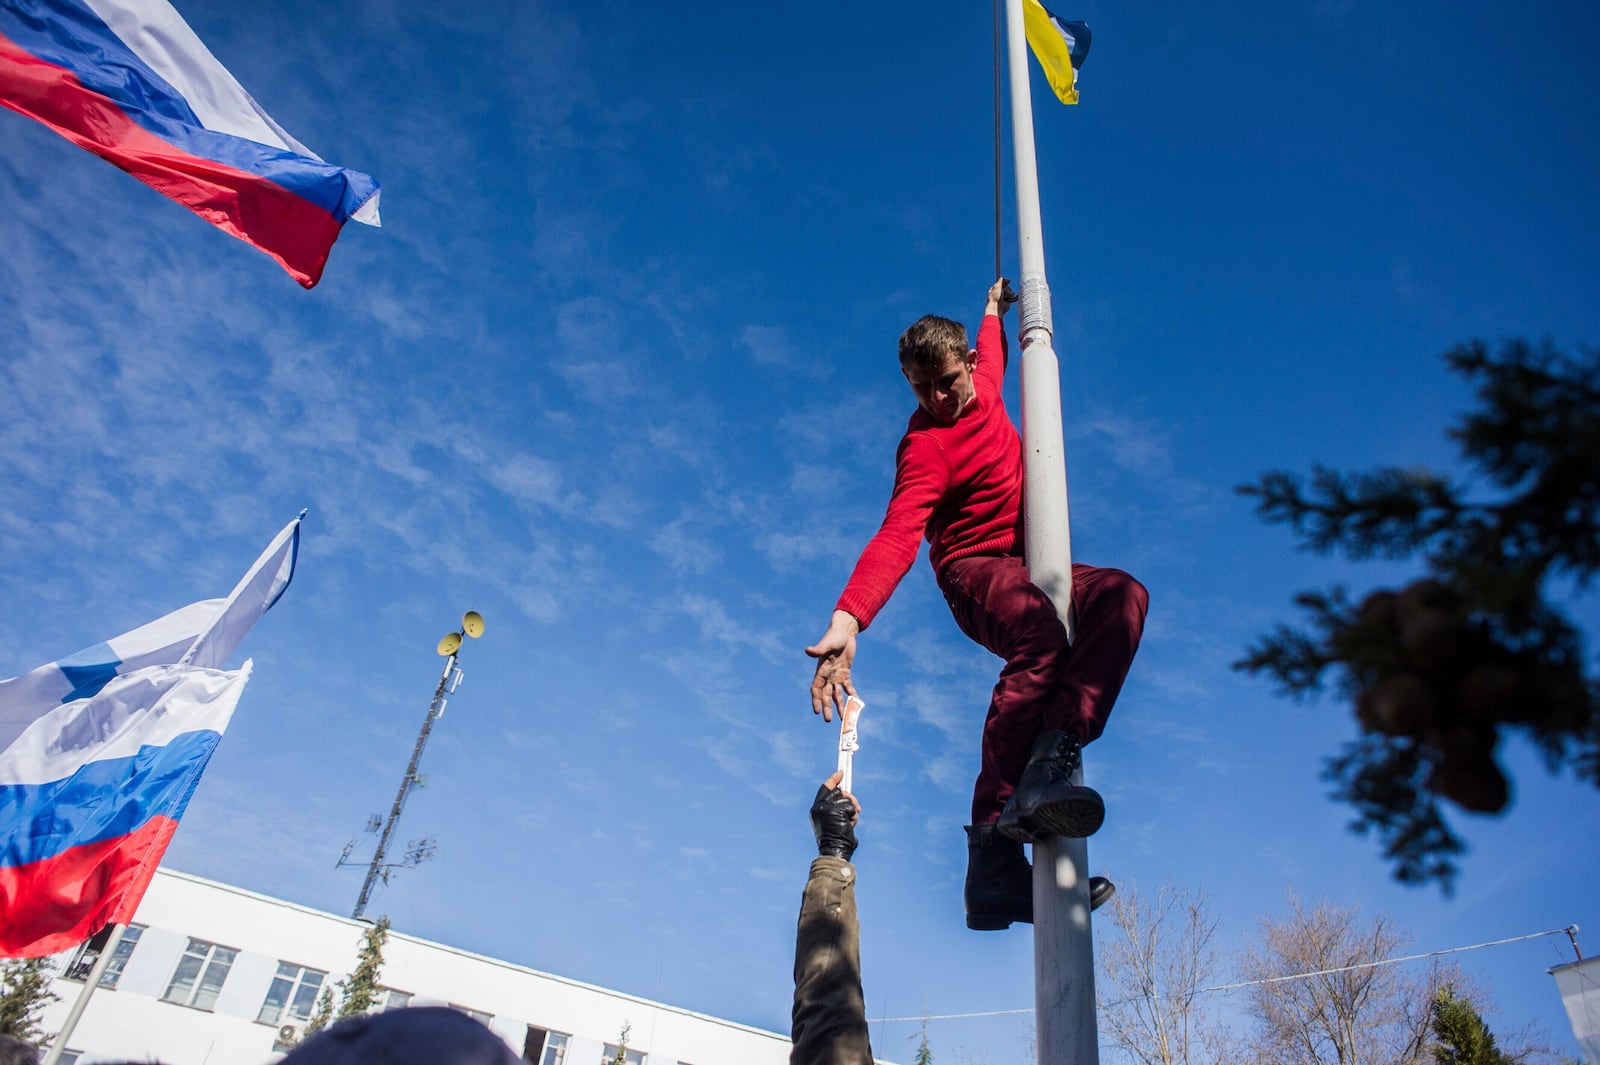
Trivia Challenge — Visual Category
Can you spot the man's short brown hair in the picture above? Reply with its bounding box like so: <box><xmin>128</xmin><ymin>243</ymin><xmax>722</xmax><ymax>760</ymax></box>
<box><xmin>898</xmin><ymin>315</ymin><xmax>968</xmax><ymax>371</ymax></box>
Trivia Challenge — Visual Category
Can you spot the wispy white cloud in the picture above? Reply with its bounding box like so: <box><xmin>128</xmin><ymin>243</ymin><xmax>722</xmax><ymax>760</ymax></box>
<box><xmin>649</xmin><ymin>517</ymin><xmax>723</xmax><ymax>575</ymax></box>
<box><xmin>674</xmin><ymin>594</ymin><xmax>789</xmax><ymax>663</ymax></box>
<box><xmin>923</xmin><ymin>746</ymin><xmax>972</xmax><ymax>795</ymax></box>
<box><xmin>768</xmin><ymin>729</ymin><xmax>817</xmax><ymax>778</ymax></box>
<box><xmin>558</xmin><ymin>358</ymin><xmax>642</xmax><ymax>407</ymax></box>
<box><xmin>484</xmin><ymin>452</ymin><xmax>568</xmax><ymax>510</ymax></box>
<box><xmin>738</xmin><ymin>324</ymin><xmax>796</xmax><ymax>367</ymax></box>
<box><xmin>1073</xmin><ymin>410</ymin><xmax>1176</xmax><ymax>478</ymax></box>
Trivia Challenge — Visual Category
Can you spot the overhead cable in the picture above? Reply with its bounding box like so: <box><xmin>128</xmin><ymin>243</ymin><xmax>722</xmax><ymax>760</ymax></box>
<box><xmin>868</xmin><ymin>924</ymin><xmax>1579</xmax><ymax>1024</ymax></box>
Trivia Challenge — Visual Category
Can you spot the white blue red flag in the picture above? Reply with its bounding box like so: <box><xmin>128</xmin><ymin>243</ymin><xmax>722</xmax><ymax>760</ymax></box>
<box><xmin>0</xmin><ymin>0</ymin><xmax>380</xmax><ymax>287</ymax></box>
<box><xmin>0</xmin><ymin>514</ymin><xmax>302</xmax><ymax>956</ymax></box>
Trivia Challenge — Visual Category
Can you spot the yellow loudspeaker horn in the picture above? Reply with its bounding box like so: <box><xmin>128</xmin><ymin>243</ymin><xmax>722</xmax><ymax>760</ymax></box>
<box><xmin>437</xmin><ymin>631</ymin><xmax>463</xmax><ymax>656</ymax></box>
<box><xmin>462</xmin><ymin>611</ymin><xmax>485</xmax><ymax>638</ymax></box>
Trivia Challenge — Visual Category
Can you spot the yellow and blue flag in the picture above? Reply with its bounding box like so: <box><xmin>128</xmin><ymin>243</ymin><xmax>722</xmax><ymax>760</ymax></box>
<box><xmin>1022</xmin><ymin>0</ymin><xmax>1091</xmax><ymax>105</ymax></box>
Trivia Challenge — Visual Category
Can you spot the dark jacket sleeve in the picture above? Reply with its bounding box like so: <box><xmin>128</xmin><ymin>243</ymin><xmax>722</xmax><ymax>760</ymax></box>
<box><xmin>791</xmin><ymin>857</ymin><xmax>874</xmax><ymax>1065</ymax></box>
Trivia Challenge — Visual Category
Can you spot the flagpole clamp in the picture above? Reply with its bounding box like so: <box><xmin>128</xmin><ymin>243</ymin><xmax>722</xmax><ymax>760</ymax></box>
<box><xmin>1019</xmin><ymin>277</ymin><xmax>1054</xmax><ymax>343</ymax></box>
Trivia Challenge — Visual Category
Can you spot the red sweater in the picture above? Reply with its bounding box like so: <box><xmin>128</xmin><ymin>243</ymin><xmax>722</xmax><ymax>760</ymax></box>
<box><xmin>836</xmin><ymin>315</ymin><xmax>1023</xmax><ymax>630</ymax></box>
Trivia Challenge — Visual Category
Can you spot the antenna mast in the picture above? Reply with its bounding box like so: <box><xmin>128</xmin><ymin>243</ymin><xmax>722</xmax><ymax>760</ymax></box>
<box><xmin>341</xmin><ymin>611</ymin><xmax>485</xmax><ymax>919</ymax></box>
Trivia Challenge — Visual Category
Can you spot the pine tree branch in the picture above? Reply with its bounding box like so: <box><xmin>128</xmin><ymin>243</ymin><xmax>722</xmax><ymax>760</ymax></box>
<box><xmin>1237</xmin><ymin>338</ymin><xmax>1600</xmax><ymax>891</ymax></box>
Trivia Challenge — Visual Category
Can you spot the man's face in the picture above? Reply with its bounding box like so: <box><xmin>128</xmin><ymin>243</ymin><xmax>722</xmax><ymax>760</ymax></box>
<box><xmin>902</xmin><ymin>350</ymin><xmax>977</xmax><ymax>425</ymax></box>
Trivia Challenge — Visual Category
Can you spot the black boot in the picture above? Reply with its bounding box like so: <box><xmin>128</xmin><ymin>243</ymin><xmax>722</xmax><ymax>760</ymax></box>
<box><xmin>965</xmin><ymin>825</ymin><xmax>1116</xmax><ymax>930</ymax></box>
<box><xmin>997</xmin><ymin>730</ymin><xmax>1106</xmax><ymax>843</ymax></box>
<box><xmin>965</xmin><ymin>823</ymin><xmax>1031</xmax><ymax>931</ymax></box>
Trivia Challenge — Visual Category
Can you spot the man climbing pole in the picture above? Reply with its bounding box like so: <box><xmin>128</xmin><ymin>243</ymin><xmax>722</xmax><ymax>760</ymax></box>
<box><xmin>805</xmin><ymin>278</ymin><xmax>1148</xmax><ymax>932</ymax></box>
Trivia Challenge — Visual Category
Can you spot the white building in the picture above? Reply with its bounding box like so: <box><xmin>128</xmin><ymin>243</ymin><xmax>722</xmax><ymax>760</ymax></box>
<box><xmin>40</xmin><ymin>868</ymin><xmax>801</xmax><ymax>1065</ymax></box>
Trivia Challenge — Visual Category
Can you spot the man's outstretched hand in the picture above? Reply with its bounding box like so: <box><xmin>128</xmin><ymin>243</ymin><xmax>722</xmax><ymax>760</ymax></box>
<box><xmin>811</xmin><ymin>770</ymin><xmax>861</xmax><ymax>860</ymax></box>
<box><xmin>806</xmin><ymin>610</ymin><xmax>860</xmax><ymax>722</ymax></box>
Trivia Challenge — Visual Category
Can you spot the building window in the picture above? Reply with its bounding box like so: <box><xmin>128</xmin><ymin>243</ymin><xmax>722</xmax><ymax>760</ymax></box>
<box><xmin>451</xmin><ymin>1003</ymin><xmax>493</xmax><ymax>1026</ymax></box>
<box><xmin>523</xmin><ymin>1027</ymin><xmax>569</xmax><ymax>1065</ymax></box>
<box><xmin>63</xmin><ymin>925</ymin><xmax>144</xmax><ymax>987</ymax></box>
<box><xmin>600</xmin><ymin>1045</ymin><xmax>644</xmax><ymax>1065</ymax></box>
<box><xmin>375</xmin><ymin>988</ymin><xmax>412</xmax><ymax>1012</ymax></box>
<box><xmin>161</xmin><ymin>938</ymin><xmax>237</xmax><ymax>1010</ymax></box>
<box><xmin>256</xmin><ymin>962</ymin><xmax>327</xmax><ymax>1025</ymax></box>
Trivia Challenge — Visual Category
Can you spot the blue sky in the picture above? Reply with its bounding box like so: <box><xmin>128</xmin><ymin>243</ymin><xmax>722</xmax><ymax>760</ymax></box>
<box><xmin>3</xmin><ymin>0</ymin><xmax>1598</xmax><ymax>1061</ymax></box>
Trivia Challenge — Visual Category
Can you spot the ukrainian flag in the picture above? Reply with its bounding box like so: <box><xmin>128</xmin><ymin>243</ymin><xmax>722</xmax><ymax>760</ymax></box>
<box><xmin>1023</xmin><ymin>0</ymin><xmax>1092</xmax><ymax>105</ymax></box>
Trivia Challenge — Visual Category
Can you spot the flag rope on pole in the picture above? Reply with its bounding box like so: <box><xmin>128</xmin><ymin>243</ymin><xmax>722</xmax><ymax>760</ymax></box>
<box><xmin>994</xmin><ymin>0</ymin><xmax>1004</xmax><ymax>281</ymax></box>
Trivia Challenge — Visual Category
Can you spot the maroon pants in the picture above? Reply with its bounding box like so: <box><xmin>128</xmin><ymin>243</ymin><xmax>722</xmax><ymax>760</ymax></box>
<box><xmin>938</xmin><ymin>556</ymin><xmax>1149</xmax><ymax>825</ymax></box>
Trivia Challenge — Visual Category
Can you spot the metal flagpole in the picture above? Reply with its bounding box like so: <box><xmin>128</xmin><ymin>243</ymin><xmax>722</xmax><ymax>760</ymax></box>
<box><xmin>43</xmin><ymin>924</ymin><xmax>126</xmax><ymax>1065</ymax></box>
<box><xmin>1000</xmin><ymin>0</ymin><xmax>1099</xmax><ymax>1061</ymax></box>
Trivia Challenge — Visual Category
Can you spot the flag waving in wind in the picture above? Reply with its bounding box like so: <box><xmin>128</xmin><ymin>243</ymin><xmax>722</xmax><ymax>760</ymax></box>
<box><xmin>0</xmin><ymin>514</ymin><xmax>303</xmax><ymax>957</ymax></box>
<box><xmin>0</xmin><ymin>0</ymin><xmax>379</xmax><ymax>287</ymax></box>
<box><xmin>1022</xmin><ymin>0</ymin><xmax>1091</xmax><ymax>105</ymax></box>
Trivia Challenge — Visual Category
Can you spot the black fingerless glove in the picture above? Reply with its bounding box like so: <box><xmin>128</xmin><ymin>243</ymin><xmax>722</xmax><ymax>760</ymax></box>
<box><xmin>810</xmin><ymin>783</ymin><xmax>858</xmax><ymax>860</ymax></box>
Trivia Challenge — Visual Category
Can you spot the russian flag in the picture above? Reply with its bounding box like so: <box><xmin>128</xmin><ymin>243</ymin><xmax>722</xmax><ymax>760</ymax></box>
<box><xmin>0</xmin><ymin>515</ymin><xmax>302</xmax><ymax>957</ymax></box>
<box><xmin>0</xmin><ymin>0</ymin><xmax>379</xmax><ymax>288</ymax></box>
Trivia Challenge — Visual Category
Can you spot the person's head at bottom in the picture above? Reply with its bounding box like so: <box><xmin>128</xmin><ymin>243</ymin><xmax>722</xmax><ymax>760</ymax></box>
<box><xmin>279</xmin><ymin>1006</ymin><xmax>520</xmax><ymax>1065</ymax></box>
<box><xmin>0</xmin><ymin>1034</ymin><xmax>40</xmax><ymax>1065</ymax></box>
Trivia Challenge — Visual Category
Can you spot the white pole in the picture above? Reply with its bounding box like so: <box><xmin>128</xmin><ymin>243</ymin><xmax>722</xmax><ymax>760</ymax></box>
<box><xmin>1001</xmin><ymin>1</ymin><xmax>1099</xmax><ymax>1062</ymax></box>
<box><xmin>43</xmin><ymin>924</ymin><xmax>125</xmax><ymax>1065</ymax></box>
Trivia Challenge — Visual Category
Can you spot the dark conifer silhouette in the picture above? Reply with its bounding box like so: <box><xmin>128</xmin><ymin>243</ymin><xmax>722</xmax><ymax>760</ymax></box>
<box><xmin>1237</xmin><ymin>339</ymin><xmax>1599</xmax><ymax>889</ymax></box>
